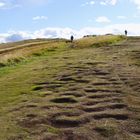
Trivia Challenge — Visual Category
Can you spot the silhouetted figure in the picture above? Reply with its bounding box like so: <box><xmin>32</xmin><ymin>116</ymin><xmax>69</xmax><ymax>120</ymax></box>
<box><xmin>70</xmin><ymin>35</ymin><xmax>74</xmax><ymax>42</ymax></box>
<box><xmin>125</xmin><ymin>30</ymin><xmax>127</xmax><ymax>36</ymax></box>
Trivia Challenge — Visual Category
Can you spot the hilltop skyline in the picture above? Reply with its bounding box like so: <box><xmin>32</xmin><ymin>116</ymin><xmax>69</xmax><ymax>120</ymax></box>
<box><xmin>0</xmin><ymin>0</ymin><xmax>140</xmax><ymax>42</ymax></box>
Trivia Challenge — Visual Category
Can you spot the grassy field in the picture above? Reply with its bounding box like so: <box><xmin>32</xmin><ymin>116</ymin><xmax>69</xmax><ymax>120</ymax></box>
<box><xmin>0</xmin><ymin>35</ymin><xmax>140</xmax><ymax>140</ymax></box>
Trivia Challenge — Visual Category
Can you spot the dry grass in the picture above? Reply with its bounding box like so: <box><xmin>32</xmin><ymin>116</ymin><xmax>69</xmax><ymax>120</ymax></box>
<box><xmin>0</xmin><ymin>40</ymin><xmax>67</xmax><ymax>66</ymax></box>
<box><xmin>0</xmin><ymin>35</ymin><xmax>124</xmax><ymax>67</ymax></box>
<box><xmin>74</xmin><ymin>35</ymin><xmax>125</xmax><ymax>48</ymax></box>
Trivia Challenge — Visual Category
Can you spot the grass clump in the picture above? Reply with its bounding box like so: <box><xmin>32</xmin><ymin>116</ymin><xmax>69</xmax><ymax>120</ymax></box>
<box><xmin>0</xmin><ymin>56</ymin><xmax>27</xmax><ymax>68</ymax></box>
<box><xmin>38</xmin><ymin>91</ymin><xmax>52</xmax><ymax>97</ymax></box>
<box><xmin>46</xmin><ymin>125</ymin><xmax>60</xmax><ymax>134</ymax></box>
<box><xmin>7</xmin><ymin>57</ymin><xmax>26</xmax><ymax>65</ymax></box>
<box><xmin>32</xmin><ymin>85</ymin><xmax>45</xmax><ymax>91</ymax></box>
<box><xmin>0</xmin><ymin>62</ymin><xmax>6</xmax><ymax>68</ymax></box>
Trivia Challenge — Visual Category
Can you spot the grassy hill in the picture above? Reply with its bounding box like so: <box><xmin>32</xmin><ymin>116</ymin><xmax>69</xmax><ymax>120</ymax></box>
<box><xmin>0</xmin><ymin>35</ymin><xmax>140</xmax><ymax>140</ymax></box>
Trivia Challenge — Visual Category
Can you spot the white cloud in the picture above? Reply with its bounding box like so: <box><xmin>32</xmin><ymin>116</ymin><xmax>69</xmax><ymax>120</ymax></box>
<box><xmin>19</xmin><ymin>0</ymin><xmax>48</xmax><ymax>6</ymax></box>
<box><xmin>0</xmin><ymin>1</ymin><xmax>21</xmax><ymax>10</ymax></box>
<box><xmin>34</xmin><ymin>28</ymin><xmax>77</xmax><ymax>39</ymax></box>
<box><xmin>100</xmin><ymin>1</ymin><xmax>107</xmax><ymax>5</ymax></box>
<box><xmin>33</xmin><ymin>16</ymin><xmax>48</xmax><ymax>20</ymax></box>
<box><xmin>0</xmin><ymin>0</ymin><xmax>48</xmax><ymax>9</ymax></box>
<box><xmin>1</xmin><ymin>23</ymin><xmax>140</xmax><ymax>43</ymax></box>
<box><xmin>81</xmin><ymin>1</ymin><xmax>95</xmax><ymax>7</ymax></box>
<box><xmin>90</xmin><ymin>1</ymin><xmax>95</xmax><ymax>5</ymax></box>
<box><xmin>0</xmin><ymin>2</ymin><xmax>5</xmax><ymax>7</ymax></box>
<box><xmin>96</xmin><ymin>16</ymin><xmax>111</xmax><ymax>23</ymax></box>
<box><xmin>0</xmin><ymin>31</ymin><xmax>33</xmax><ymax>43</ymax></box>
<box><xmin>131</xmin><ymin>0</ymin><xmax>140</xmax><ymax>9</ymax></box>
<box><xmin>117</xmin><ymin>16</ymin><xmax>127</xmax><ymax>19</ymax></box>
<box><xmin>33</xmin><ymin>24</ymin><xmax>140</xmax><ymax>38</ymax></box>
<box><xmin>28</xmin><ymin>0</ymin><xmax>47</xmax><ymax>4</ymax></box>
<box><xmin>100</xmin><ymin>0</ymin><xmax>118</xmax><ymax>6</ymax></box>
<box><xmin>82</xmin><ymin>0</ymin><xmax>118</xmax><ymax>6</ymax></box>
<box><xmin>110</xmin><ymin>0</ymin><xmax>117</xmax><ymax>5</ymax></box>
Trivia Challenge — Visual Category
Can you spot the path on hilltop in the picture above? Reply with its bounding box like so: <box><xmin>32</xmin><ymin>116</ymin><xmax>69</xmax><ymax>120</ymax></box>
<box><xmin>2</xmin><ymin>37</ymin><xmax>140</xmax><ymax>140</ymax></box>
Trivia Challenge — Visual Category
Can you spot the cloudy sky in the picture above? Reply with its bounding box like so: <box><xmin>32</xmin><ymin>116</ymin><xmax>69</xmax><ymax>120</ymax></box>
<box><xmin>0</xmin><ymin>0</ymin><xmax>140</xmax><ymax>42</ymax></box>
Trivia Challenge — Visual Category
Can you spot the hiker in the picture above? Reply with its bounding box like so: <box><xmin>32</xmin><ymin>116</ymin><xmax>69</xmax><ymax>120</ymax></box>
<box><xmin>70</xmin><ymin>35</ymin><xmax>74</xmax><ymax>42</ymax></box>
<box><xmin>125</xmin><ymin>30</ymin><xmax>127</xmax><ymax>36</ymax></box>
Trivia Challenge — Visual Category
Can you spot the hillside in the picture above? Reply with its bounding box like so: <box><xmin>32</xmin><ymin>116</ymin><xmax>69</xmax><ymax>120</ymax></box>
<box><xmin>0</xmin><ymin>35</ymin><xmax>140</xmax><ymax>140</ymax></box>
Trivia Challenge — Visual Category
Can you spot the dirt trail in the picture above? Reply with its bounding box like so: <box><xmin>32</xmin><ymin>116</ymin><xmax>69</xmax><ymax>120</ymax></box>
<box><xmin>12</xmin><ymin>37</ymin><xmax>140</xmax><ymax>140</ymax></box>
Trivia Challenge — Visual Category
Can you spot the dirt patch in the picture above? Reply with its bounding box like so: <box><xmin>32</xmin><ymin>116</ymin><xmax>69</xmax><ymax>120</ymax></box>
<box><xmin>83</xmin><ymin>106</ymin><xmax>105</xmax><ymax>112</ymax></box>
<box><xmin>51</xmin><ymin>117</ymin><xmax>81</xmax><ymax>128</ymax></box>
<box><xmin>84</xmin><ymin>88</ymin><xmax>122</xmax><ymax>93</ymax></box>
<box><xmin>25</xmin><ymin>104</ymin><xmax>38</xmax><ymax>108</ymax></box>
<box><xmin>51</xmin><ymin>115</ymin><xmax>89</xmax><ymax>128</ymax></box>
<box><xmin>50</xmin><ymin>96</ymin><xmax>78</xmax><ymax>103</ymax></box>
<box><xmin>92</xmin><ymin>82</ymin><xmax>111</xmax><ymax>86</ymax></box>
<box><xmin>93</xmin><ymin>113</ymin><xmax>129</xmax><ymax>120</ymax></box>
<box><xmin>58</xmin><ymin>76</ymin><xmax>75</xmax><ymax>82</ymax></box>
<box><xmin>83</xmin><ymin>97</ymin><xmax>123</xmax><ymax>106</ymax></box>
<box><xmin>18</xmin><ymin>115</ymin><xmax>48</xmax><ymax>128</ymax></box>
<box><xmin>109</xmin><ymin>103</ymin><xmax>127</xmax><ymax>109</ymax></box>
<box><xmin>61</xmin><ymin>91</ymin><xmax>84</xmax><ymax>97</ymax></box>
<box><xmin>88</xmin><ymin>93</ymin><xmax>121</xmax><ymax>99</ymax></box>
<box><xmin>94</xmin><ymin>126</ymin><xmax>116</xmax><ymax>137</ymax></box>
<box><xmin>83</xmin><ymin>103</ymin><xmax>127</xmax><ymax>113</ymax></box>
<box><xmin>94</xmin><ymin>69</ymin><xmax>110</xmax><ymax>75</ymax></box>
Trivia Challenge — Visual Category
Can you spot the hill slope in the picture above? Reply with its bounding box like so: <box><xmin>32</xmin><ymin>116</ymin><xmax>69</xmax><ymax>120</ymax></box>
<box><xmin>0</xmin><ymin>36</ymin><xmax>140</xmax><ymax>140</ymax></box>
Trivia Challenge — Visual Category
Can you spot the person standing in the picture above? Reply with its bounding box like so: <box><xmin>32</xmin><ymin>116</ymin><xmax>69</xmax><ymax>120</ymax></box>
<box><xmin>70</xmin><ymin>35</ymin><xmax>74</xmax><ymax>42</ymax></box>
<box><xmin>125</xmin><ymin>30</ymin><xmax>127</xmax><ymax>36</ymax></box>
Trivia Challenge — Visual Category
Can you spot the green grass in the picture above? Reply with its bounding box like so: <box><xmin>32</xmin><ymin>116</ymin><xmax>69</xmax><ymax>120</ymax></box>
<box><xmin>0</xmin><ymin>35</ymin><xmax>128</xmax><ymax>139</ymax></box>
<box><xmin>0</xmin><ymin>35</ymin><xmax>125</xmax><ymax>107</ymax></box>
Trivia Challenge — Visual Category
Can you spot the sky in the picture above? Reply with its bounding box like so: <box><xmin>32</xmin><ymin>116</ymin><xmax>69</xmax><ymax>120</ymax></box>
<box><xmin>0</xmin><ymin>0</ymin><xmax>140</xmax><ymax>42</ymax></box>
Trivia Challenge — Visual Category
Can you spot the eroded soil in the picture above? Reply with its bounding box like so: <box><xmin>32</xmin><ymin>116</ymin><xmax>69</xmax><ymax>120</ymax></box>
<box><xmin>7</xmin><ymin>37</ymin><xmax>140</xmax><ymax>140</ymax></box>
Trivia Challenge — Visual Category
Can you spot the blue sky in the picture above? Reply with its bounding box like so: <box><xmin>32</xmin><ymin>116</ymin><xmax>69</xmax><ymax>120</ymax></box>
<box><xmin>0</xmin><ymin>0</ymin><xmax>140</xmax><ymax>42</ymax></box>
